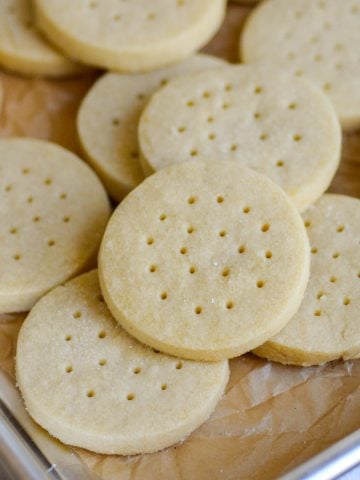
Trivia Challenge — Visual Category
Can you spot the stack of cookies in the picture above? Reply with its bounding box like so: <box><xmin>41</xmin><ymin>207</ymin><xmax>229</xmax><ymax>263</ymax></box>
<box><xmin>0</xmin><ymin>0</ymin><xmax>358</xmax><ymax>457</ymax></box>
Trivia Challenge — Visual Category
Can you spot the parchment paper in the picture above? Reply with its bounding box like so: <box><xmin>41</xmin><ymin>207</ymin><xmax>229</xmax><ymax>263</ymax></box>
<box><xmin>0</xmin><ymin>4</ymin><xmax>359</xmax><ymax>479</ymax></box>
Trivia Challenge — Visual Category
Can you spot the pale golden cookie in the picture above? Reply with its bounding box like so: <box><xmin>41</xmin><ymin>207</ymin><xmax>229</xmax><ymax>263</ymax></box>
<box><xmin>77</xmin><ymin>54</ymin><xmax>225</xmax><ymax>202</ymax></box>
<box><xmin>0</xmin><ymin>0</ymin><xmax>85</xmax><ymax>77</ymax></box>
<box><xmin>240</xmin><ymin>0</ymin><xmax>360</xmax><ymax>130</ymax></box>
<box><xmin>0</xmin><ymin>138</ymin><xmax>110</xmax><ymax>313</ymax></box>
<box><xmin>34</xmin><ymin>0</ymin><xmax>226</xmax><ymax>72</ymax></box>
<box><xmin>16</xmin><ymin>270</ymin><xmax>229</xmax><ymax>455</ymax></box>
<box><xmin>99</xmin><ymin>161</ymin><xmax>310</xmax><ymax>361</ymax></box>
<box><xmin>139</xmin><ymin>64</ymin><xmax>341</xmax><ymax>212</ymax></box>
<box><xmin>255</xmin><ymin>194</ymin><xmax>360</xmax><ymax>366</ymax></box>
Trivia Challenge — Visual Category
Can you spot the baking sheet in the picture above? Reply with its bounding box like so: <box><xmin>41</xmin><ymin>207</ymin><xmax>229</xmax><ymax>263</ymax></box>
<box><xmin>0</xmin><ymin>4</ymin><xmax>359</xmax><ymax>479</ymax></box>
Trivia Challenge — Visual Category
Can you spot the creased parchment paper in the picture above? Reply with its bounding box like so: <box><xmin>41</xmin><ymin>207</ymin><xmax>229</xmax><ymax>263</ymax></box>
<box><xmin>0</xmin><ymin>4</ymin><xmax>359</xmax><ymax>480</ymax></box>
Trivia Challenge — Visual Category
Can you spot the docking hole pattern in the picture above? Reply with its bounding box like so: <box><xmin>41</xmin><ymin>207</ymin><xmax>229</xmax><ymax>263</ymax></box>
<box><xmin>139</xmin><ymin>66</ymin><xmax>341</xmax><ymax>211</ymax></box>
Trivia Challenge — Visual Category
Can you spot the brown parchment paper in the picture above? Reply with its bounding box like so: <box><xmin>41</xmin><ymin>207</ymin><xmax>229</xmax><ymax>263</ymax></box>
<box><xmin>0</xmin><ymin>4</ymin><xmax>359</xmax><ymax>480</ymax></box>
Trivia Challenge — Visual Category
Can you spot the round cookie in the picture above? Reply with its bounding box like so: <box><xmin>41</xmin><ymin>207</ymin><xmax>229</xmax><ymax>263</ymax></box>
<box><xmin>255</xmin><ymin>194</ymin><xmax>360</xmax><ymax>366</ymax></box>
<box><xmin>99</xmin><ymin>161</ymin><xmax>310</xmax><ymax>361</ymax></box>
<box><xmin>77</xmin><ymin>54</ymin><xmax>225</xmax><ymax>202</ymax></box>
<box><xmin>0</xmin><ymin>138</ymin><xmax>110</xmax><ymax>313</ymax></box>
<box><xmin>16</xmin><ymin>270</ymin><xmax>229</xmax><ymax>455</ymax></box>
<box><xmin>240</xmin><ymin>0</ymin><xmax>360</xmax><ymax>130</ymax></box>
<box><xmin>138</xmin><ymin>64</ymin><xmax>341</xmax><ymax>212</ymax></box>
<box><xmin>34</xmin><ymin>0</ymin><xmax>226</xmax><ymax>73</ymax></box>
<box><xmin>0</xmin><ymin>0</ymin><xmax>85</xmax><ymax>77</ymax></box>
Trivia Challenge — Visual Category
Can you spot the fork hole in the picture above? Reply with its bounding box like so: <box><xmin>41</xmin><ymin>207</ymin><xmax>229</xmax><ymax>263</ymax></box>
<box><xmin>222</xmin><ymin>268</ymin><xmax>229</xmax><ymax>277</ymax></box>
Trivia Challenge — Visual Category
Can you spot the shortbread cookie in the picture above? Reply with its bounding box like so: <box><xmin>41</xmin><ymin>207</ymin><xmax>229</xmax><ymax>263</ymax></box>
<box><xmin>0</xmin><ymin>138</ymin><xmax>110</xmax><ymax>313</ymax></box>
<box><xmin>240</xmin><ymin>0</ymin><xmax>360</xmax><ymax>130</ymax></box>
<box><xmin>99</xmin><ymin>161</ymin><xmax>310</xmax><ymax>361</ymax></box>
<box><xmin>255</xmin><ymin>194</ymin><xmax>360</xmax><ymax>366</ymax></box>
<box><xmin>77</xmin><ymin>54</ymin><xmax>225</xmax><ymax>202</ymax></box>
<box><xmin>0</xmin><ymin>0</ymin><xmax>85</xmax><ymax>77</ymax></box>
<box><xmin>16</xmin><ymin>270</ymin><xmax>229</xmax><ymax>455</ymax></box>
<box><xmin>139</xmin><ymin>65</ymin><xmax>341</xmax><ymax>211</ymax></box>
<box><xmin>34</xmin><ymin>0</ymin><xmax>226</xmax><ymax>72</ymax></box>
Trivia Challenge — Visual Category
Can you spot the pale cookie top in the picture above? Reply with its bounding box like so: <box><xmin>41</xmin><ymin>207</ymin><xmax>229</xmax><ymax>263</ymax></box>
<box><xmin>0</xmin><ymin>138</ymin><xmax>110</xmax><ymax>313</ymax></box>
<box><xmin>255</xmin><ymin>194</ymin><xmax>360</xmax><ymax>366</ymax></box>
<box><xmin>99</xmin><ymin>161</ymin><xmax>310</xmax><ymax>361</ymax></box>
<box><xmin>0</xmin><ymin>0</ymin><xmax>85</xmax><ymax>77</ymax></box>
<box><xmin>139</xmin><ymin>65</ymin><xmax>341</xmax><ymax>212</ymax></box>
<box><xmin>34</xmin><ymin>0</ymin><xmax>226</xmax><ymax>72</ymax></box>
<box><xmin>240</xmin><ymin>0</ymin><xmax>360</xmax><ymax>130</ymax></box>
<box><xmin>16</xmin><ymin>271</ymin><xmax>229</xmax><ymax>455</ymax></box>
<box><xmin>77</xmin><ymin>54</ymin><xmax>225</xmax><ymax>202</ymax></box>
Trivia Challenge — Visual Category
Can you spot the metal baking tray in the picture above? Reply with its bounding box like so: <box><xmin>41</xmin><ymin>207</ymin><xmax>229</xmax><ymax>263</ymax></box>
<box><xmin>1</xmin><ymin>368</ymin><xmax>359</xmax><ymax>480</ymax></box>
